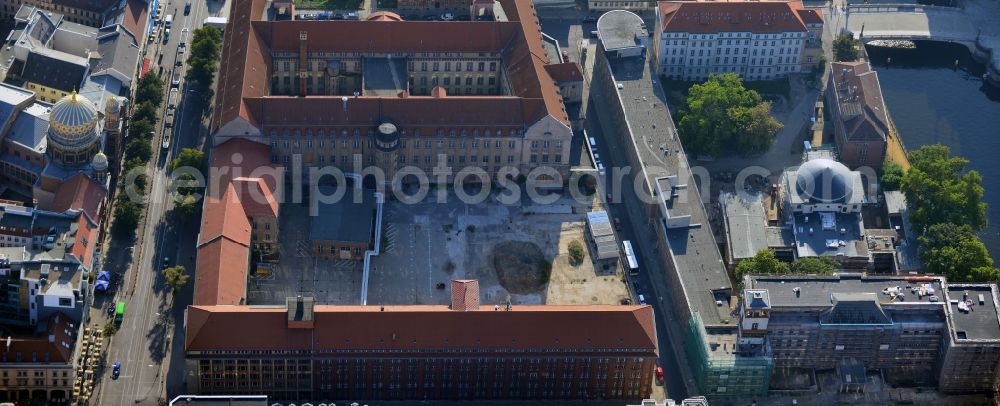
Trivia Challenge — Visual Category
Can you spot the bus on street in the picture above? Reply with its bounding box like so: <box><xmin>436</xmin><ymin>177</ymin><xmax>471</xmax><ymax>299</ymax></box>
<box><xmin>623</xmin><ymin>240</ymin><xmax>639</xmax><ymax>275</ymax></box>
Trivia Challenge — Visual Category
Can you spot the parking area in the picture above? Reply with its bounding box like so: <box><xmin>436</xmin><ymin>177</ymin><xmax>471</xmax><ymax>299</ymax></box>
<box><xmin>368</xmin><ymin>188</ymin><xmax>631</xmax><ymax>307</ymax></box>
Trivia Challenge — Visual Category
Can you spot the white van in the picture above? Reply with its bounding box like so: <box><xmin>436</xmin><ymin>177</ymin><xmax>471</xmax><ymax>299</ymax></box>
<box><xmin>638</xmin><ymin>294</ymin><xmax>646</xmax><ymax>305</ymax></box>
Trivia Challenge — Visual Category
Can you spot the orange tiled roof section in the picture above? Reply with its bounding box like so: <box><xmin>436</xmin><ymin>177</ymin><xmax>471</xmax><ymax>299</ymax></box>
<box><xmin>232</xmin><ymin>177</ymin><xmax>279</xmax><ymax>218</ymax></box>
<box><xmin>51</xmin><ymin>172</ymin><xmax>107</xmax><ymax>222</ymax></box>
<box><xmin>211</xmin><ymin>0</ymin><xmax>568</xmax><ymax>134</ymax></box>
<box><xmin>209</xmin><ymin>138</ymin><xmax>281</xmax><ymax>200</ymax></box>
<box><xmin>186</xmin><ymin>305</ymin><xmax>657</xmax><ymax>353</ymax></box>
<box><xmin>544</xmin><ymin>62</ymin><xmax>584</xmax><ymax>83</ymax></box>
<box><xmin>658</xmin><ymin>1</ymin><xmax>813</xmax><ymax>34</ymax></box>
<box><xmin>194</xmin><ymin>183</ymin><xmax>252</xmax><ymax>306</ymax></box>
<box><xmin>120</xmin><ymin>0</ymin><xmax>149</xmax><ymax>39</ymax></box>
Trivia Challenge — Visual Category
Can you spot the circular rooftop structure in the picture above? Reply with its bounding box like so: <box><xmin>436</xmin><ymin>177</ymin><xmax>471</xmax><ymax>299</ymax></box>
<box><xmin>91</xmin><ymin>151</ymin><xmax>109</xmax><ymax>172</ymax></box>
<box><xmin>47</xmin><ymin>91</ymin><xmax>100</xmax><ymax>168</ymax></box>
<box><xmin>596</xmin><ymin>10</ymin><xmax>646</xmax><ymax>54</ymax></box>
<box><xmin>794</xmin><ymin>158</ymin><xmax>853</xmax><ymax>203</ymax></box>
<box><xmin>368</xmin><ymin>11</ymin><xmax>403</xmax><ymax>21</ymax></box>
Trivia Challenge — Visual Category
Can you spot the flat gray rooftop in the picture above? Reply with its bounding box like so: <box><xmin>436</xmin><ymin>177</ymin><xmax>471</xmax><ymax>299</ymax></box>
<box><xmin>946</xmin><ymin>285</ymin><xmax>1000</xmax><ymax>341</ymax></box>
<box><xmin>749</xmin><ymin>274</ymin><xmax>944</xmax><ymax>308</ymax></box>
<box><xmin>363</xmin><ymin>57</ymin><xmax>408</xmax><ymax>97</ymax></box>
<box><xmin>607</xmin><ymin>47</ymin><xmax>731</xmax><ymax>327</ymax></box>
<box><xmin>597</xmin><ymin>10</ymin><xmax>646</xmax><ymax>52</ymax></box>
<box><xmin>791</xmin><ymin>211</ymin><xmax>867</xmax><ymax>259</ymax></box>
<box><xmin>722</xmin><ymin>192</ymin><xmax>769</xmax><ymax>261</ymax></box>
<box><xmin>309</xmin><ymin>187</ymin><xmax>377</xmax><ymax>243</ymax></box>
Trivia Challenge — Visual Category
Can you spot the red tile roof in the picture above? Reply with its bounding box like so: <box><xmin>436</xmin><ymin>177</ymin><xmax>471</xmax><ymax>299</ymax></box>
<box><xmin>232</xmin><ymin>177</ymin><xmax>278</xmax><ymax>218</ymax></box>
<box><xmin>797</xmin><ymin>8</ymin><xmax>824</xmax><ymax>25</ymax></box>
<box><xmin>209</xmin><ymin>138</ymin><xmax>280</xmax><ymax>199</ymax></box>
<box><xmin>69</xmin><ymin>212</ymin><xmax>99</xmax><ymax>271</ymax></box>
<box><xmin>186</xmin><ymin>305</ymin><xmax>657</xmax><ymax>353</ymax></box>
<box><xmin>830</xmin><ymin>61</ymin><xmax>889</xmax><ymax>142</ymax></box>
<box><xmin>658</xmin><ymin>1</ymin><xmax>813</xmax><ymax>34</ymax></box>
<box><xmin>544</xmin><ymin>62</ymin><xmax>584</xmax><ymax>83</ymax></box>
<box><xmin>0</xmin><ymin>312</ymin><xmax>75</xmax><ymax>364</ymax></box>
<box><xmin>195</xmin><ymin>184</ymin><xmax>252</xmax><ymax>306</ymax></box>
<box><xmin>120</xmin><ymin>0</ymin><xmax>149</xmax><ymax>39</ymax></box>
<box><xmin>212</xmin><ymin>0</ymin><xmax>568</xmax><ymax>134</ymax></box>
<box><xmin>198</xmin><ymin>183</ymin><xmax>251</xmax><ymax>247</ymax></box>
<box><xmin>194</xmin><ymin>236</ymin><xmax>250</xmax><ymax>306</ymax></box>
<box><xmin>51</xmin><ymin>172</ymin><xmax>107</xmax><ymax>223</ymax></box>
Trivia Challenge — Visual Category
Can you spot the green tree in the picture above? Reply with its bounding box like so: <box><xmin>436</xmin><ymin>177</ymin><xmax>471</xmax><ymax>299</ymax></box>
<box><xmin>567</xmin><ymin>240</ymin><xmax>585</xmax><ymax>266</ymax></box>
<box><xmin>919</xmin><ymin>223</ymin><xmax>998</xmax><ymax>282</ymax></box>
<box><xmin>880</xmin><ymin>162</ymin><xmax>904</xmax><ymax>191</ymax></box>
<box><xmin>173</xmin><ymin>194</ymin><xmax>201</xmax><ymax>218</ymax></box>
<box><xmin>130</xmin><ymin>118</ymin><xmax>155</xmax><ymax>140</ymax></box>
<box><xmin>732</xmin><ymin>101</ymin><xmax>784</xmax><ymax>156</ymax></box>
<box><xmin>677</xmin><ymin>73</ymin><xmax>780</xmax><ymax>157</ymax></box>
<box><xmin>901</xmin><ymin>145</ymin><xmax>987</xmax><ymax>231</ymax></box>
<box><xmin>135</xmin><ymin>73</ymin><xmax>165</xmax><ymax>107</ymax></box>
<box><xmin>789</xmin><ymin>257</ymin><xmax>838</xmax><ymax>275</ymax></box>
<box><xmin>111</xmin><ymin>200</ymin><xmax>143</xmax><ymax>239</ymax></box>
<box><xmin>186</xmin><ymin>26</ymin><xmax>223</xmax><ymax>89</ymax></box>
<box><xmin>132</xmin><ymin>101</ymin><xmax>159</xmax><ymax>125</ymax></box>
<box><xmin>171</xmin><ymin>148</ymin><xmax>206</xmax><ymax>172</ymax></box>
<box><xmin>735</xmin><ymin>249</ymin><xmax>790</xmax><ymax>280</ymax></box>
<box><xmin>833</xmin><ymin>34</ymin><xmax>860</xmax><ymax>62</ymax></box>
<box><xmin>125</xmin><ymin>138</ymin><xmax>152</xmax><ymax>163</ymax></box>
<box><xmin>163</xmin><ymin>265</ymin><xmax>190</xmax><ymax>294</ymax></box>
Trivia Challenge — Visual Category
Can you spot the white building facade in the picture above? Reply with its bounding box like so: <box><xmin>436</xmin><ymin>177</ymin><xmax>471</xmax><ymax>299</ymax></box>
<box><xmin>653</xmin><ymin>1</ymin><xmax>821</xmax><ymax>81</ymax></box>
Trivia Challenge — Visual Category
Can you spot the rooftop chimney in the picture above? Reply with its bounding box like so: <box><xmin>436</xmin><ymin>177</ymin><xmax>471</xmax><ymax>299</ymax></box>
<box><xmin>450</xmin><ymin>280</ymin><xmax>480</xmax><ymax>311</ymax></box>
<box><xmin>287</xmin><ymin>296</ymin><xmax>315</xmax><ymax>329</ymax></box>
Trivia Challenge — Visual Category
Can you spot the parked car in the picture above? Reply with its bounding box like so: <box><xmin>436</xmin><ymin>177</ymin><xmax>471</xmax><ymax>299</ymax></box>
<box><xmin>638</xmin><ymin>294</ymin><xmax>646</xmax><ymax>305</ymax></box>
<box><xmin>656</xmin><ymin>367</ymin><xmax>664</xmax><ymax>383</ymax></box>
<box><xmin>440</xmin><ymin>12</ymin><xmax>455</xmax><ymax>21</ymax></box>
<box><xmin>112</xmin><ymin>362</ymin><xmax>121</xmax><ymax>379</ymax></box>
<box><xmin>300</xmin><ymin>13</ymin><xmax>315</xmax><ymax>20</ymax></box>
<box><xmin>162</xmin><ymin>257</ymin><xmax>170</xmax><ymax>269</ymax></box>
<box><xmin>183</xmin><ymin>1</ymin><xmax>191</xmax><ymax>14</ymax></box>
<box><xmin>561</xmin><ymin>49</ymin><xmax>569</xmax><ymax>61</ymax></box>
<box><xmin>344</xmin><ymin>11</ymin><xmax>359</xmax><ymax>20</ymax></box>
<box><xmin>331</xmin><ymin>12</ymin><xmax>345</xmax><ymax>20</ymax></box>
<box><xmin>614</xmin><ymin>218</ymin><xmax>622</xmax><ymax>231</ymax></box>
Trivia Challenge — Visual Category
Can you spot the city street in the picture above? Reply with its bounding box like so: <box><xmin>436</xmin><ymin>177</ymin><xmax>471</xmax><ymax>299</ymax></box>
<box><xmin>94</xmin><ymin>0</ymin><xmax>222</xmax><ymax>403</ymax></box>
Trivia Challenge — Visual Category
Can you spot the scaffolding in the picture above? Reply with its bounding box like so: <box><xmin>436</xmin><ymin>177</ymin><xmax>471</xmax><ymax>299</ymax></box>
<box><xmin>685</xmin><ymin>313</ymin><xmax>773</xmax><ymax>398</ymax></box>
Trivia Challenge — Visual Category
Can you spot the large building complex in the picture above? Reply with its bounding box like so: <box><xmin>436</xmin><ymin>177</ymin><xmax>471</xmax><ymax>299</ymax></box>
<box><xmin>741</xmin><ymin>275</ymin><xmax>1000</xmax><ymax>394</ymax></box>
<box><xmin>187</xmin><ymin>2</ymin><xmax>659</xmax><ymax>402</ymax></box>
<box><xmin>185</xmin><ymin>284</ymin><xmax>658</xmax><ymax>401</ymax></box>
<box><xmin>653</xmin><ymin>0</ymin><xmax>823</xmax><ymax>81</ymax></box>
<box><xmin>212</xmin><ymin>0</ymin><xmax>574</xmax><ymax>188</ymax></box>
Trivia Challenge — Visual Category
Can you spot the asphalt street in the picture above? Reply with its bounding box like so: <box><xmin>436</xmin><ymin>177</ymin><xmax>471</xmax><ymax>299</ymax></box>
<box><xmin>95</xmin><ymin>0</ymin><xmax>222</xmax><ymax>403</ymax></box>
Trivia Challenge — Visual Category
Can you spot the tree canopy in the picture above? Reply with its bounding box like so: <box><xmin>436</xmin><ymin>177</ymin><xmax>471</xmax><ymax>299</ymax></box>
<box><xmin>135</xmin><ymin>73</ymin><xmax>164</xmax><ymax>107</ymax></box>
<box><xmin>735</xmin><ymin>249</ymin><xmax>790</xmax><ymax>280</ymax></box>
<box><xmin>789</xmin><ymin>257</ymin><xmax>839</xmax><ymax>275</ymax></box>
<box><xmin>163</xmin><ymin>265</ymin><xmax>190</xmax><ymax>294</ymax></box>
<box><xmin>677</xmin><ymin>74</ymin><xmax>782</xmax><ymax>157</ymax></box>
<box><xmin>901</xmin><ymin>144</ymin><xmax>987</xmax><ymax>232</ymax></box>
<box><xmin>918</xmin><ymin>223</ymin><xmax>1000</xmax><ymax>282</ymax></box>
<box><xmin>171</xmin><ymin>148</ymin><xmax>206</xmax><ymax>172</ymax></box>
<box><xmin>833</xmin><ymin>34</ymin><xmax>860</xmax><ymax>62</ymax></box>
<box><xmin>880</xmin><ymin>162</ymin><xmax>904</xmax><ymax>191</ymax></box>
<box><xmin>186</xmin><ymin>26</ymin><xmax>223</xmax><ymax>90</ymax></box>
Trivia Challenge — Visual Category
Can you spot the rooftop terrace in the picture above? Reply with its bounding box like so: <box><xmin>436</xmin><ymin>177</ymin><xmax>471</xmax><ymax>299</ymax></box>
<box><xmin>946</xmin><ymin>284</ymin><xmax>1000</xmax><ymax>342</ymax></box>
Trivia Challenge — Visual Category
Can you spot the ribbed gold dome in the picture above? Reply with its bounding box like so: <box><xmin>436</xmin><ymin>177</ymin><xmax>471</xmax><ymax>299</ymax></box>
<box><xmin>48</xmin><ymin>91</ymin><xmax>99</xmax><ymax>145</ymax></box>
<box><xmin>91</xmin><ymin>151</ymin><xmax>109</xmax><ymax>171</ymax></box>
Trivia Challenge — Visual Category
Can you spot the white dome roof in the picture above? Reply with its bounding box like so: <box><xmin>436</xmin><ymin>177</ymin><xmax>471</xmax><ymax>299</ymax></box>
<box><xmin>794</xmin><ymin>158</ymin><xmax>853</xmax><ymax>203</ymax></box>
<box><xmin>92</xmin><ymin>151</ymin><xmax>109</xmax><ymax>171</ymax></box>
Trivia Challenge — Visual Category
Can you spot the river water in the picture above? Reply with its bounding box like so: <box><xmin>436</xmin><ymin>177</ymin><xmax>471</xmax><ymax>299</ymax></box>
<box><xmin>865</xmin><ymin>42</ymin><xmax>1000</xmax><ymax>259</ymax></box>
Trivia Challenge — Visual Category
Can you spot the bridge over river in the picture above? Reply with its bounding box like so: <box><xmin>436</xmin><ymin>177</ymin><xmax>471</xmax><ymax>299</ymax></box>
<box><xmin>843</xmin><ymin>0</ymin><xmax>1000</xmax><ymax>86</ymax></box>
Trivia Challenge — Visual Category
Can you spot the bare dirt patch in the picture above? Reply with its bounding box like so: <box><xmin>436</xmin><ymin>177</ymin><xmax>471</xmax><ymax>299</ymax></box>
<box><xmin>490</xmin><ymin>240</ymin><xmax>550</xmax><ymax>294</ymax></box>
